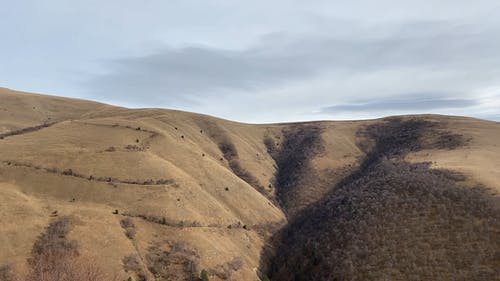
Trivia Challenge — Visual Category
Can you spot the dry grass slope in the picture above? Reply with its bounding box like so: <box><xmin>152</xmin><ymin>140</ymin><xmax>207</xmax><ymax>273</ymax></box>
<box><xmin>1</xmin><ymin>88</ymin><xmax>499</xmax><ymax>281</ymax></box>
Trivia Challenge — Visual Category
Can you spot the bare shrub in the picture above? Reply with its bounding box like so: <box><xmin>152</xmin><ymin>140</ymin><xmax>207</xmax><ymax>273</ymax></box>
<box><xmin>0</xmin><ymin>264</ymin><xmax>18</xmax><ymax>281</ymax></box>
<box><xmin>227</xmin><ymin>257</ymin><xmax>244</xmax><ymax>271</ymax></box>
<box><xmin>120</xmin><ymin>218</ymin><xmax>136</xmax><ymax>239</ymax></box>
<box><xmin>145</xmin><ymin>241</ymin><xmax>200</xmax><ymax>281</ymax></box>
<box><xmin>120</xmin><ymin>218</ymin><xmax>135</xmax><ymax>229</ymax></box>
<box><xmin>124</xmin><ymin>144</ymin><xmax>142</xmax><ymax>151</ymax></box>
<box><xmin>123</xmin><ymin>255</ymin><xmax>141</xmax><ymax>273</ymax></box>
<box><xmin>0</xmin><ymin>122</ymin><xmax>56</xmax><ymax>139</ymax></box>
<box><xmin>122</xmin><ymin>254</ymin><xmax>146</xmax><ymax>281</ymax></box>
<box><xmin>104</xmin><ymin>146</ymin><xmax>116</xmax><ymax>152</ymax></box>
<box><xmin>125</xmin><ymin>228</ymin><xmax>136</xmax><ymax>239</ymax></box>
<box><xmin>26</xmin><ymin>256</ymin><xmax>114</xmax><ymax>281</ymax></box>
<box><xmin>122</xmin><ymin>212</ymin><xmax>202</xmax><ymax>228</ymax></box>
<box><xmin>210</xmin><ymin>257</ymin><xmax>244</xmax><ymax>280</ymax></box>
<box><xmin>30</xmin><ymin>217</ymin><xmax>78</xmax><ymax>262</ymax></box>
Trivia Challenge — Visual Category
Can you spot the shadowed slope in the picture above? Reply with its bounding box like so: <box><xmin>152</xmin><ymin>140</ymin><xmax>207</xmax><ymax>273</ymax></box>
<box><xmin>264</xmin><ymin>118</ymin><xmax>500</xmax><ymax>281</ymax></box>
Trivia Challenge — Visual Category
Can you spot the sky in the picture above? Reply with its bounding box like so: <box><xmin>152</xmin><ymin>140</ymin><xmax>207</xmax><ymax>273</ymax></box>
<box><xmin>1</xmin><ymin>1</ymin><xmax>500</xmax><ymax>123</ymax></box>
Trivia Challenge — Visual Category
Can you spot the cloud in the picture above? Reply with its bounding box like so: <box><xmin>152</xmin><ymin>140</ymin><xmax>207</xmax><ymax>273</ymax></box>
<box><xmin>320</xmin><ymin>95</ymin><xmax>479</xmax><ymax>113</ymax></box>
<box><xmin>1</xmin><ymin>0</ymin><xmax>500</xmax><ymax>121</ymax></box>
<box><xmin>84</xmin><ymin>20</ymin><xmax>500</xmax><ymax>112</ymax></box>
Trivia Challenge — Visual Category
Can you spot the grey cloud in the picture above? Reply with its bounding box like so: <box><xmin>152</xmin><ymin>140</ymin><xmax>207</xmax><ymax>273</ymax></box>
<box><xmin>320</xmin><ymin>95</ymin><xmax>479</xmax><ymax>114</ymax></box>
<box><xmin>85</xmin><ymin>21</ymin><xmax>500</xmax><ymax>107</ymax></box>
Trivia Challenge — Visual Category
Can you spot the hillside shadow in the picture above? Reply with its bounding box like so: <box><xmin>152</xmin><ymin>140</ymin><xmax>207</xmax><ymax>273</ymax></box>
<box><xmin>260</xmin><ymin>118</ymin><xmax>500</xmax><ymax>281</ymax></box>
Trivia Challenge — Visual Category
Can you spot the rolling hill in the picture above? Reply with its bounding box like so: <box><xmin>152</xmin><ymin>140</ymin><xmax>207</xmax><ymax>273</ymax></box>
<box><xmin>1</xmin><ymin>87</ymin><xmax>499</xmax><ymax>281</ymax></box>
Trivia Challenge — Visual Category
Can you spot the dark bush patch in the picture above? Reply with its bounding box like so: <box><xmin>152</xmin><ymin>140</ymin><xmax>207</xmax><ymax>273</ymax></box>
<box><xmin>264</xmin><ymin>118</ymin><xmax>500</xmax><ymax>281</ymax></box>
<box><xmin>264</xmin><ymin>125</ymin><xmax>326</xmax><ymax>215</ymax></box>
<box><xmin>120</xmin><ymin>218</ymin><xmax>136</xmax><ymax>239</ymax></box>
<box><xmin>30</xmin><ymin>217</ymin><xmax>78</xmax><ymax>262</ymax></box>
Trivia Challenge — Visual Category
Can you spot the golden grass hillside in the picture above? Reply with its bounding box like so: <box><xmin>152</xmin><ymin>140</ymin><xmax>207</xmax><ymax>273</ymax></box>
<box><xmin>1</xmin><ymin>87</ymin><xmax>499</xmax><ymax>280</ymax></box>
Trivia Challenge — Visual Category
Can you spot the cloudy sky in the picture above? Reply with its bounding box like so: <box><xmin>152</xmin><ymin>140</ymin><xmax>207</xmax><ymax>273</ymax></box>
<box><xmin>1</xmin><ymin>0</ymin><xmax>500</xmax><ymax>122</ymax></box>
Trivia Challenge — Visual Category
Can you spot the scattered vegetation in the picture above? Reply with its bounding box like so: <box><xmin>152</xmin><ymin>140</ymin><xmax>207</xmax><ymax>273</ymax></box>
<box><xmin>1</xmin><ymin>161</ymin><xmax>174</xmax><ymax>186</ymax></box>
<box><xmin>218</xmin><ymin>140</ymin><xmax>264</xmax><ymax>192</ymax></box>
<box><xmin>122</xmin><ymin>254</ymin><xmax>147</xmax><ymax>281</ymax></box>
<box><xmin>196</xmin><ymin>119</ymin><xmax>266</xmax><ymax>194</ymax></box>
<box><xmin>122</xmin><ymin>212</ymin><xmax>202</xmax><ymax>228</ymax></box>
<box><xmin>125</xmin><ymin>144</ymin><xmax>143</xmax><ymax>151</ymax></box>
<box><xmin>145</xmin><ymin>241</ymin><xmax>201</xmax><ymax>281</ymax></box>
<box><xmin>209</xmin><ymin>257</ymin><xmax>244</xmax><ymax>280</ymax></box>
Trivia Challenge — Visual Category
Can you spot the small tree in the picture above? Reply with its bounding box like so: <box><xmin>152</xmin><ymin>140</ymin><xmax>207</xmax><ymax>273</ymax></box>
<box><xmin>200</xmin><ymin>269</ymin><xmax>209</xmax><ymax>281</ymax></box>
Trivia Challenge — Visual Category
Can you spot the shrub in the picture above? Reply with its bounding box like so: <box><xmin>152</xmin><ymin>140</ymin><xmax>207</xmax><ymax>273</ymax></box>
<box><xmin>120</xmin><ymin>218</ymin><xmax>136</xmax><ymax>239</ymax></box>
<box><xmin>200</xmin><ymin>269</ymin><xmax>209</xmax><ymax>281</ymax></box>
<box><xmin>123</xmin><ymin>255</ymin><xmax>141</xmax><ymax>273</ymax></box>
<box><xmin>120</xmin><ymin>218</ymin><xmax>135</xmax><ymax>229</ymax></box>
<box><xmin>122</xmin><ymin>254</ymin><xmax>147</xmax><ymax>280</ymax></box>
<box><xmin>104</xmin><ymin>146</ymin><xmax>116</xmax><ymax>152</ymax></box>
<box><xmin>0</xmin><ymin>264</ymin><xmax>18</xmax><ymax>281</ymax></box>
<box><xmin>209</xmin><ymin>257</ymin><xmax>244</xmax><ymax>280</ymax></box>
<box><xmin>62</xmin><ymin>169</ymin><xmax>74</xmax><ymax>176</ymax></box>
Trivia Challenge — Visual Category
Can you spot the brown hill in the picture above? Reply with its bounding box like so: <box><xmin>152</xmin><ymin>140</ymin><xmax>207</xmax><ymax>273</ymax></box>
<box><xmin>0</xmin><ymin>87</ymin><xmax>499</xmax><ymax>280</ymax></box>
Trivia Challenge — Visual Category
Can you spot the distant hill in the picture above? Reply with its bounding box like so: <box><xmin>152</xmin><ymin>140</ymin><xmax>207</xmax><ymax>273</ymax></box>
<box><xmin>1</xmin><ymin>87</ymin><xmax>499</xmax><ymax>280</ymax></box>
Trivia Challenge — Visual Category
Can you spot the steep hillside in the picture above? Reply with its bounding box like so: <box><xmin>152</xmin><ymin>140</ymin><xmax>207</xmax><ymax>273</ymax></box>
<box><xmin>264</xmin><ymin>117</ymin><xmax>500</xmax><ymax>280</ymax></box>
<box><xmin>0</xmin><ymin>88</ymin><xmax>287</xmax><ymax>280</ymax></box>
<box><xmin>1</xmin><ymin>88</ymin><xmax>499</xmax><ymax>281</ymax></box>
